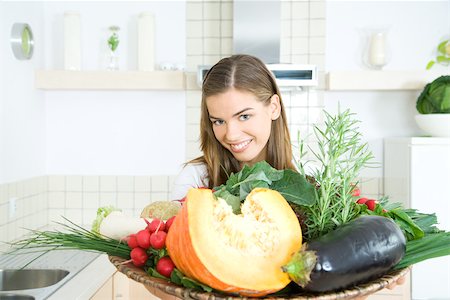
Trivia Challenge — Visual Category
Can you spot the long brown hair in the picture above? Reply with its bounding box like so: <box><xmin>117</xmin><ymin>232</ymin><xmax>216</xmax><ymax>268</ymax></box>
<box><xmin>191</xmin><ymin>54</ymin><xmax>295</xmax><ymax>187</ymax></box>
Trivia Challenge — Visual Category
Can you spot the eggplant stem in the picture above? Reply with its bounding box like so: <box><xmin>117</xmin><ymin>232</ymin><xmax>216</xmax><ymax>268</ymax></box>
<box><xmin>281</xmin><ymin>245</ymin><xmax>317</xmax><ymax>288</ymax></box>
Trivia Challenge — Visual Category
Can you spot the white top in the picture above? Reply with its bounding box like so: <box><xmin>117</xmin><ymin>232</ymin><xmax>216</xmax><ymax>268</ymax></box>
<box><xmin>170</xmin><ymin>162</ymin><xmax>209</xmax><ymax>200</ymax></box>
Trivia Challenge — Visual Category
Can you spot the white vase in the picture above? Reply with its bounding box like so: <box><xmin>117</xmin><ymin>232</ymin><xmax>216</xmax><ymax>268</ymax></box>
<box><xmin>138</xmin><ymin>12</ymin><xmax>155</xmax><ymax>71</ymax></box>
<box><xmin>362</xmin><ymin>27</ymin><xmax>391</xmax><ymax>70</ymax></box>
<box><xmin>63</xmin><ymin>11</ymin><xmax>81</xmax><ymax>70</ymax></box>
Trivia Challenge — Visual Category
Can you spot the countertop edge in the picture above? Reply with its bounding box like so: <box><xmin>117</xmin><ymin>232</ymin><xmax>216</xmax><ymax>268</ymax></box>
<box><xmin>47</xmin><ymin>253</ymin><xmax>116</xmax><ymax>300</ymax></box>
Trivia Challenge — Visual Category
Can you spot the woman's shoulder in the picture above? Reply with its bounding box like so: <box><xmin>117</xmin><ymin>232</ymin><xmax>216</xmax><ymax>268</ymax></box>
<box><xmin>170</xmin><ymin>162</ymin><xmax>209</xmax><ymax>200</ymax></box>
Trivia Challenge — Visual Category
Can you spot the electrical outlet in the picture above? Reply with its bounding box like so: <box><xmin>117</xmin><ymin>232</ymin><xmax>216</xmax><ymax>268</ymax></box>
<box><xmin>8</xmin><ymin>197</ymin><xmax>17</xmax><ymax>219</ymax></box>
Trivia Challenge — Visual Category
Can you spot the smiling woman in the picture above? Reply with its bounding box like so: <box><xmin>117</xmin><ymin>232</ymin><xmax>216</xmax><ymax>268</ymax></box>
<box><xmin>171</xmin><ymin>54</ymin><xmax>296</xmax><ymax>200</ymax></box>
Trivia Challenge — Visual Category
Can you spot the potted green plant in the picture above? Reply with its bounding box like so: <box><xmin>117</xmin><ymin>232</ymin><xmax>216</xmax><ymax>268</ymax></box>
<box><xmin>415</xmin><ymin>75</ymin><xmax>450</xmax><ymax>137</ymax></box>
<box><xmin>426</xmin><ymin>40</ymin><xmax>450</xmax><ymax>70</ymax></box>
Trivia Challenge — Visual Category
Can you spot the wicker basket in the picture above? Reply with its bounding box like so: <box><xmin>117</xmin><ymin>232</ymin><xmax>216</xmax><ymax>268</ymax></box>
<box><xmin>109</xmin><ymin>256</ymin><xmax>409</xmax><ymax>300</ymax></box>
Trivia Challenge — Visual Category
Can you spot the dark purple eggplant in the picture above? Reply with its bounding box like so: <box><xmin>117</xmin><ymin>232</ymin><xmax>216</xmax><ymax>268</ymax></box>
<box><xmin>282</xmin><ymin>215</ymin><xmax>406</xmax><ymax>292</ymax></box>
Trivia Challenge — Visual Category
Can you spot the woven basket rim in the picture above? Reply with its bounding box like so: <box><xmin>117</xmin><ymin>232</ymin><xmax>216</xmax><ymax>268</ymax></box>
<box><xmin>109</xmin><ymin>255</ymin><xmax>409</xmax><ymax>300</ymax></box>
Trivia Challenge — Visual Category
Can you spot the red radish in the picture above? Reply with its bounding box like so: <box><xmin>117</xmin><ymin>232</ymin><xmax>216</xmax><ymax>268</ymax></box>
<box><xmin>165</xmin><ymin>216</ymin><xmax>176</xmax><ymax>231</ymax></box>
<box><xmin>352</xmin><ymin>187</ymin><xmax>361</xmax><ymax>197</ymax></box>
<box><xmin>127</xmin><ymin>234</ymin><xmax>139</xmax><ymax>249</ymax></box>
<box><xmin>365</xmin><ymin>199</ymin><xmax>377</xmax><ymax>211</ymax></box>
<box><xmin>156</xmin><ymin>256</ymin><xmax>175</xmax><ymax>277</ymax></box>
<box><xmin>136</xmin><ymin>229</ymin><xmax>151</xmax><ymax>249</ymax></box>
<box><xmin>150</xmin><ymin>231</ymin><xmax>167</xmax><ymax>249</ymax></box>
<box><xmin>130</xmin><ymin>247</ymin><xmax>148</xmax><ymax>267</ymax></box>
<box><xmin>148</xmin><ymin>219</ymin><xmax>166</xmax><ymax>233</ymax></box>
<box><xmin>356</xmin><ymin>198</ymin><xmax>368</xmax><ymax>204</ymax></box>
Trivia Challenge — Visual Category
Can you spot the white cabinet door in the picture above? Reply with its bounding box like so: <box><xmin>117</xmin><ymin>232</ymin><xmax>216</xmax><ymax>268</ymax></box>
<box><xmin>384</xmin><ymin>138</ymin><xmax>450</xmax><ymax>300</ymax></box>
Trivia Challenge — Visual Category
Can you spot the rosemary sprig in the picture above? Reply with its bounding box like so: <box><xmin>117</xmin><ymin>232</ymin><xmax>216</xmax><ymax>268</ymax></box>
<box><xmin>9</xmin><ymin>217</ymin><xmax>131</xmax><ymax>259</ymax></box>
<box><xmin>297</xmin><ymin>109</ymin><xmax>376</xmax><ymax>239</ymax></box>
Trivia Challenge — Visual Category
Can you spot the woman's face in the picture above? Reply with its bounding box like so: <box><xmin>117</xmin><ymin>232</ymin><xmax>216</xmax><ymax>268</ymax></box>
<box><xmin>206</xmin><ymin>88</ymin><xmax>281</xmax><ymax>167</ymax></box>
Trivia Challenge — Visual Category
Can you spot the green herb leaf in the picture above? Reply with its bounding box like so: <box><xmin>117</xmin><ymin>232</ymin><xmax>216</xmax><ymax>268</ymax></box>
<box><xmin>270</xmin><ymin>169</ymin><xmax>316</xmax><ymax>206</ymax></box>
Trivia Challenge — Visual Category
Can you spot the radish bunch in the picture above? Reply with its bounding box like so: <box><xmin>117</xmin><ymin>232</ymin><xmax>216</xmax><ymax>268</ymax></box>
<box><xmin>126</xmin><ymin>216</ymin><xmax>177</xmax><ymax>278</ymax></box>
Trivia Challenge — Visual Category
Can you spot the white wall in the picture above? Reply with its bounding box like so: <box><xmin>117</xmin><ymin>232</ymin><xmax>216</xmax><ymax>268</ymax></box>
<box><xmin>325</xmin><ymin>0</ymin><xmax>449</xmax><ymax>177</ymax></box>
<box><xmin>42</xmin><ymin>1</ymin><xmax>187</xmax><ymax>176</ymax></box>
<box><xmin>0</xmin><ymin>2</ymin><xmax>47</xmax><ymax>183</ymax></box>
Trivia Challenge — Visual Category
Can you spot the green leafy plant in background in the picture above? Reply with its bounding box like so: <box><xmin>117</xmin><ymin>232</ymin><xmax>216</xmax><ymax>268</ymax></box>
<box><xmin>107</xmin><ymin>26</ymin><xmax>120</xmax><ymax>52</ymax></box>
<box><xmin>416</xmin><ymin>75</ymin><xmax>450</xmax><ymax>114</ymax></box>
<box><xmin>426</xmin><ymin>39</ymin><xmax>450</xmax><ymax>70</ymax></box>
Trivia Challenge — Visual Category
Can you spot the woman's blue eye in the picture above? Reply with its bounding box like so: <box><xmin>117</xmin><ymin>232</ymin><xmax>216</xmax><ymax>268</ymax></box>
<box><xmin>212</xmin><ymin>119</ymin><xmax>224</xmax><ymax>126</ymax></box>
<box><xmin>239</xmin><ymin>114</ymin><xmax>250</xmax><ymax>121</ymax></box>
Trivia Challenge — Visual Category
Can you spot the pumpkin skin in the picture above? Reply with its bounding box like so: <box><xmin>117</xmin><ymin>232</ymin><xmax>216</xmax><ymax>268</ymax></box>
<box><xmin>166</xmin><ymin>187</ymin><xmax>302</xmax><ymax>297</ymax></box>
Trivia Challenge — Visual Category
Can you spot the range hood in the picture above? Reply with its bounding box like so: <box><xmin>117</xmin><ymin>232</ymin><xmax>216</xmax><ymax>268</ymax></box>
<box><xmin>197</xmin><ymin>0</ymin><xmax>317</xmax><ymax>88</ymax></box>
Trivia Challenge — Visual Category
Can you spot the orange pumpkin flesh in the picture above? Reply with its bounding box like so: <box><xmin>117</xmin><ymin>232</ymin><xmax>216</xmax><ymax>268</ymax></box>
<box><xmin>166</xmin><ymin>187</ymin><xmax>302</xmax><ymax>297</ymax></box>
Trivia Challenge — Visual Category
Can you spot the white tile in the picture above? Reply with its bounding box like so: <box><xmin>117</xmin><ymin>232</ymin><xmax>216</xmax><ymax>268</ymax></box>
<box><xmin>221</xmin><ymin>37</ymin><xmax>233</xmax><ymax>55</ymax></box>
<box><xmin>280</xmin><ymin>54</ymin><xmax>293</xmax><ymax>64</ymax></box>
<box><xmin>221</xmin><ymin>2</ymin><xmax>233</xmax><ymax>19</ymax></box>
<box><xmin>151</xmin><ymin>192</ymin><xmax>170</xmax><ymax>202</ymax></box>
<box><xmin>117</xmin><ymin>176</ymin><xmax>134</xmax><ymax>192</ymax></box>
<box><xmin>221</xmin><ymin>20</ymin><xmax>233</xmax><ymax>37</ymax></box>
<box><xmin>204</xmin><ymin>20</ymin><xmax>220</xmax><ymax>37</ymax></box>
<box><xmin>308</xmin><ymin>89</ymin><xmax>325</xmax><ymax>107</ymax></box>
<box><xmin>64</xmin><ymin>209</ymin><xmax>83</xmax><ymax>225</ymax></box>
<box><xmin>290</xmin><ymin>107</ymin><xmax>309</xmax><ymax>124</ymax></box>
<box><xmin>0</xmin><ymin>184</ymin><xmax>7</xmax><ymax>205</ymax></box>
<box><xmin>117</xmin><ymin>192</ymin><xmax>134</xmax><ymax>209</ymax></box>
<box><xmin>48</xmin><ymin>191</ymin><xmax>65</xmax><ymax>209</ymax></box>
<box><xmin>292</xmin><ymin>53</ymin><xmax>309</xmax><ymax>65</ymax></box>
<box><xmin>83</xmin><ymin>176</ymin><xmax>99</xmax><ymax>192</ymax></box>
<box><xmin>281</xmin><ymin>20</ymin><xmax>292</xmax><ymax>38</ymax></box>
<box><xmin>309</xmin><ymin>36</ymin><xmax>325</xmax><ymax>54</ymax></box>
<box><xmin>292</xmin><ymin>37</ymin><xmax>309</xmax><ymax>54</ymax></box>
<box><xmin>100</xmin><ymin>176</ymin><xmax>116</xmax><ymax>192</ymax></box>
<box><xmin>309</xmin><ymin>54</ymin><xmax>325</xmax><ymax>70</ymax></box>
<box><xmin>310</xmin><ymin>19</ymin><xmax>326</xmax><ymax>37</ymax></box>
<box><xmin>187</xmin><ymin>21</ymin><xmax>203</xmax><ymax>38</ymax></box>
<box><xmin>66</xmin><ymin>192</ymin><xmax>83</xmax><ymax>209</ymax></box>
<box><xmin>16</xmin><ymin>180</ymin><xmax>25</xmax><ymax>198</ymax></box>
<box><xmin>83</xmin><ymin>192</ymin><xmax>99</xmax><ymax>209</ymax></box>
<box><xmin>187</xmin><ymin>124</ymin><xmax>200</xmax><ymax>142</ymax></box>
<box><xmin>134</xmin><ymin>176</ymin><xmax>151</xmax><ymax>192</ymax></box>
<box><xmin>0</xmin><ymin>226</ymin><xmax>7</xmax><ymax>244</ymax></box>
<box><xmin>151</xmin><ymin>176</ymin><xmax>169</xmax><ymax>192</ymax></box>
<box><xmin>292</xmin><ymin>20</ymin><xmax>309</xmax><ymax>37</ymax></box>
<box><xmin>7</xmin><ymin>182</ymin><xmax>17</xmax><ymax>199</ymax></box>
<box><xmin>82</xmin><ymin>209</ymin><xmax>97</xmax><ymax>228</ymax></box>
<box><xmin>291</xmin><ymin>90</ymin><xmax>309</xmax><ymax>107</ymax></box>
<box><xmin>187</xmin><ymin>141</ymin><xmax>202</xmax><ymax>160</ymax></box>
<box><xmin>187</xmin><ymin>38</ymin><xmax>204</xmax><ymax>55</ymax></box>
<box><xmin>186</xmin><ymin>2</ymin><xmax>203</xmax><ymax>20</ymax></box>
<box><xmin>310</xmin><ymin>2</ymin><xmax>326</xmax><ymax>19</ymax></box>
<box><xmin>99</xmin><ymin>192</ymin><xmax>117</xmax><ymax>207</ymax></box>
<box><xmin>203</xmin><ymin>2</ymin><xmax>220</xmax><ymax>20</ymax></box>
<box><xmin>186</xmin><ymin>91</ymin><xmax>202</xmax><ymax>107</ymax></box>
<box><xmin>48</xmin><ymin>176</ymin><xmax>65</xmax><ymax>192</ymax></box>
<box><xmin>187</xmin><ymin>107</ymin><xmax>201</xmax><ymax>125</ymax></box>
<box><xmin>134</xmin><ymin>192</ymin><xmax>152</xmax><ymax>211</ymax></box>
<box><xmin>203</xmin><ymin>55</ymin><xmax>221</xmax><ymax>65</ymax></box>
<box><xmin>0</xmin><ymin>203</ymin><xmax>7</xmax><ymax>226</ymax></box>
<box><xmin>66</xmin><ymin>175</ymin><xmax>82</xmax><ymax>191</ymax></box>
<box><xmin>38</xmin><ymin>176</ymin><xmax>48</xmax><ymax>193</ymax></box>
<box><xmin>308</xmin><ymin>107</ymin><xmax>324</xmax><ymax>124</ymax></box>
<box><xmin>186</xmin><ymin>55</ymin><xmax>204</xmax><ymax>72</ymax></box>
<box><xmin>48</xmin><ymin>209</ymin><xmax>65</xmax><ymax>224</ymax></box>
<box><xmin>280</xmin><ymin>1</ymin><xmax>291</xmax><ymax>19</ymax></box>
<box><xmin>292</xmin><ymin>2</ymin><xmax>309</xmax><ymax>19</ymax></box>
<box><xmin>203</xmin><ymin>38</ymin><xmax>221</xmax><ymax>55</ymax></box>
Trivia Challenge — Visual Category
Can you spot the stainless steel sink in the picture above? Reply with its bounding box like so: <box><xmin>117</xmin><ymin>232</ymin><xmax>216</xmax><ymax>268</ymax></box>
<box><xmin>0</xmin><ymin>269</ymin><xmax>69</xmax><ymax>291</ymax></box>
<box><xmin>0</xmin><ymin>294</ymin><xmax>35</xmax><ymax>300</ymax></box>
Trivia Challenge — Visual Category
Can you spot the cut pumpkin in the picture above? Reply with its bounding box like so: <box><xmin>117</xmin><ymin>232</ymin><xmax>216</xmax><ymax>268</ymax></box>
<box><xmin>166</xmin><ymin>187</ymin><xmax>302</xmax><ymax>297</ymax></box>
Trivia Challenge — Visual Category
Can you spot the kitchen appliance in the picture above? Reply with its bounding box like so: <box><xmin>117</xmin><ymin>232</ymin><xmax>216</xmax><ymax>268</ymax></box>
<box><xmin>197</xmin><ymin>0</ymin><xmax>317</xmax><ymax>88</ymax></box>
<box><xmin>384</xmin><ymin>137</ymin><xmax>450</xmax><ymax>300</ymax></box>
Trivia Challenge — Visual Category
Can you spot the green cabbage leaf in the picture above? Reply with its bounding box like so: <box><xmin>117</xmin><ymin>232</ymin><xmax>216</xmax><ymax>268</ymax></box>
<box><xmin>416</xmin><ymin>75</ymin><xmax>450</xmax><ymax>114</ymax></box>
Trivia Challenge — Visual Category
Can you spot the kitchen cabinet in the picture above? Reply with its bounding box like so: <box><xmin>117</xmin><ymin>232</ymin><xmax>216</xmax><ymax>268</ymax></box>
<box><xmin>326</xmin><ymin>70</ymin><xmax>447</xmax><ymax>90</ymax></box>
<box><xmin>384</xmin><ymin>137</ymin><xmax>450</xmax><ymax>300</ymax></box>
<box><xmin>91</xmin><ymin>271</ymin><xmax>156</xmax><ymax>300</ymax></box>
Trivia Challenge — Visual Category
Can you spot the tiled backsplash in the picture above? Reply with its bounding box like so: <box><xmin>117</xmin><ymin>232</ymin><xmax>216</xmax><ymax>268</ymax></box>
<box><xmin>0</xmin><ymin>175</ymin><xmax>176</xmax><ymax>248</ymax></box>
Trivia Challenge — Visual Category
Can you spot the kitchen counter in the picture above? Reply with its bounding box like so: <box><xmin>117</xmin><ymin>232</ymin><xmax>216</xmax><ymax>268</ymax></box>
<box><xmin>0</xmin><ymin>249</ymin><xmax>116</xmax><ymax>300</ymax></box>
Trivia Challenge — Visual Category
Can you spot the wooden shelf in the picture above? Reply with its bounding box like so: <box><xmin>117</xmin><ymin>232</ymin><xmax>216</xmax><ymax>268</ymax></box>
<box><xmin>35</xmin><ymin>70</ymin><xmax>186</xmax><ymax>90</ymax></box>
<box><xmin>326</xmin><ymin>70</ymin><xmax>448</xmax><ymax>91</ymax></box>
